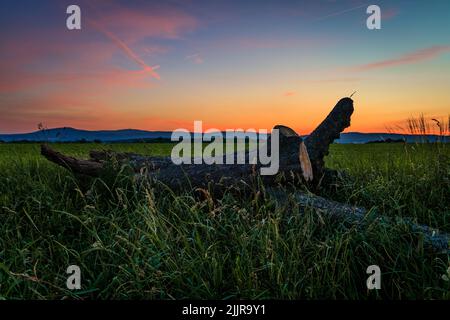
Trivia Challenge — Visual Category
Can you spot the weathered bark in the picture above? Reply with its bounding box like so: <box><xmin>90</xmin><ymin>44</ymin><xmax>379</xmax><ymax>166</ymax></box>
<box><xmin>41</xmin><ymin>144</ymin><xmax>103</xmax><ymax>176</ymax></box>
<box><xmin>39</xmin><ymin>96</ymin><xmax>450</xmax><ymax>253</ymax></box>
<box><xmin>42</xmin><ymin>141</ymin><xmax>303</xmax><ymax>191</ymax></box>
<box><xmin>89</xmin><ymin>150</ymin><xmax>173</xmax><ymax>170</ymax></box>
<box><xmin>41</xmin><ymin>97</ymin><xmax>353</xmax><ymax>187</ymax></box>
<box><xmin>305</xmin><ymin>97</ymin><xmax>353</xmax><ymax>180</ymax></box>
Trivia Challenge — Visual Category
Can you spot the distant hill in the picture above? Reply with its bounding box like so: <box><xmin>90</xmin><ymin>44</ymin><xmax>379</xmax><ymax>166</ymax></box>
<box><xmin>0</xmin><ymin>127</ymin><xmax>172</xmax><ymax>143</ymax></box>
<box><xmin>0</xmin><ymin>127</ymin><xmax>448</xmax><ymax>144</ymax></box>
<box><xmin>334</xmin><ymin>132</ymin><xmax>449</xmax><ymax>144</ymax></box>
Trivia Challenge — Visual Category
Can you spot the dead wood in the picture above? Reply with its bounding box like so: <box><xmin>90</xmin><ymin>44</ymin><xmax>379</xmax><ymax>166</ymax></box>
<box><xmin>268</xmin><ymin>188</ymin><xmax>450</xmax><ymax>254</ymax></box>
<box><xmin>39</xmin><ymin>96</ymin><xmax>449</xmax><ymax>253</ymax></box>
<box><xmin>41</xmin><ymin>97</ymin><xmax>354</xmax><ymax>187</ymax></box>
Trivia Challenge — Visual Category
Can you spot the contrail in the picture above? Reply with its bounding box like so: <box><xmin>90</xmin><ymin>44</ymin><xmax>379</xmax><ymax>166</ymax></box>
<box><xmin>312</xmin><ymin>3</ymin><xmax>370</xmax><ymax>22</ymax></box>
<box><xmin>88</xmin><ymin>19</ymin><xmax>161</xmax><ymax>80</ymax></box>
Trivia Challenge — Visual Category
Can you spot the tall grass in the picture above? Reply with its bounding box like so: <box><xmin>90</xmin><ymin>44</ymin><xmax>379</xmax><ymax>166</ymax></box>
<box><xmin>387</xmin><ymin>114</ymin><xmax>450</xmax><ymax>142</ymax></box>
<box><xmin>0</xmin><ymin>142</ymin><xmax>449</xmax><ymax>299</ymax></box>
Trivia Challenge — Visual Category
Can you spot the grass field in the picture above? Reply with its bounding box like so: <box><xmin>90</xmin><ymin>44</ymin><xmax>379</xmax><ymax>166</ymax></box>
<box><xmin>0</xmin><ymin>142</ymin><xmax>449</xmax><ymax>299</ymax></box>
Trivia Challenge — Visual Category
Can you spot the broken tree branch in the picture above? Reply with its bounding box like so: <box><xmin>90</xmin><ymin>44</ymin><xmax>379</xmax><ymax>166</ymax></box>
<box><xmin>38</xmin><ymin>96</ymin><xmax>450</xmax><ymax>254</ymax></box>
<box><xmin>41</xmin><ymin>97</ymin><xmax>353</xmax><ymax>187</ymax></box>
<box><xmin>268</xmin><ymin>188</ymin><xmax>450</xmax><ymax>254</ymax></box>
<box><xmin>305</xmin><ymin>97</ymin><xmax>353</xmax><ymax>180</ymax></box>
<box><xmin>41</xmin><ymin>144</ymin><xmax>103</xmax><ymax>176</ymax></box>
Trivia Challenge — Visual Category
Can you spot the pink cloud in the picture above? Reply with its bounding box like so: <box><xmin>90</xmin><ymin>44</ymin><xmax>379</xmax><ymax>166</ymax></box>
<box><xmin>284</xmin><ymin>91</ymin><xmax>295</xmax><ymax>97</ymax></box>
<box><xmin>382</xmin><ymin>8</ymin><xmax>398</xmax><ymax>20</ymax></box>
<box><xmin>83</xmin><ymin>3</ymin><xmax>199</xmax><ymax>79</ymax></box>
<box><xmin>0</xmin><ymin>57</ymin><xmax>158</xmax><ymax>93</ymax></box>
<box><xmin>0</xmin><ymin>35</ymin><xmax>125</xmax><ymax>93</ymax></box>
<box><xmin>87</xmin><ymin>2</ymin><xmax>198</xmax><ymax>43</ymax></box>
<box><xmin>0</xmin><ymin>91</ymin><xmax>188</xmax><ymax>133</ymax></box>
<box><xmin>0</xmin><ymin>2</ymin><xmax>200</xmax><ymax>93</ymax></box>
<box><xmin>349</xmin><ymin>46</ymin><xmax>450</xmax><ymax>72</ymax></box>
<box><xmin>88</xmin><ymin>19</ymin><xmax>161</xmax><ymax>80</ymax></box>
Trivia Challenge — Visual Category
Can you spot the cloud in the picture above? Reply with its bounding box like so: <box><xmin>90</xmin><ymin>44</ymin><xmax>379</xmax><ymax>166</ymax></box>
<box><xmin>382</xmin><ymin>8</ymin><xmax>398</xmax><ymax>20</ymax></box>
<box><xmin>92</xmin><ymin>5</ymin><xmax>198</xmax><ymax>42</ymax></box>
<box><xmin>284</xmin><ymin>91</ymin><xmax>295</xmax><ymax>97</ymax></box>
<box><xmin>0</xmin><ymin>1</ymin><xmax>203</xmax><ymax>96</ymax></box>
<box><xmin>313</xmin><ymin>3</ymin><xmax>368</xmax><ymax>22</ymax></box>
<box><xmin>0</xmin><ymin>88</ymin><xmax>184</xmax><ymax>133</ymax></box>
<box><xmin>349</xmin><ymin>46</ymin><xmax>450</xmax><ymax>72</ymax></box>
<box><xmin>308</xmin><ymin>3</ymin><xmax>399</xmax><ymax>26</ymax></box>
<box><xmin>82</xmin><ymin>2</ymin><xmax>199</xmax><ymax>79</ymax></box>
<box><xmin>0</xmin><ymin>60</ymin><xmax>159</xmax><ymax>93</ymax></box>
<box><xmin>88</xmin><ymin>19</ymin><xmax>161</xmax><ymax>79</ymax></box>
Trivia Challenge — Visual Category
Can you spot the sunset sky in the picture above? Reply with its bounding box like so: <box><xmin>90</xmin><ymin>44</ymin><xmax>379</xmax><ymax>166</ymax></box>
<box><xmin>1</xmin><ymin>0</ymin><xmax>449</xmax><ymax>134</ymax></box>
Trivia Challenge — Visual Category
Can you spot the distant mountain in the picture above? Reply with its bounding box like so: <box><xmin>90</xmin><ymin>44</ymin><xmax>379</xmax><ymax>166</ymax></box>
<box><xmin>334</xmin><ymin>132</ymin><xmax>449</xmax><ymax>144</ymax></box>
<box><xmin>0</xmin><ymin>127</ymin><xmax>448</xmax><ymax>144</ymax></box>
<box><xmin>0</xmin><ymin>127</ymin><xmax>172</xmax><ymax>142</ymax></box>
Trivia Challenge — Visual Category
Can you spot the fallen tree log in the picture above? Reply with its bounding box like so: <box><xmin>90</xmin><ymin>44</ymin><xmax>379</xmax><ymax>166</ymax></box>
<box><xmin>268</xmin><ymin>189</ymin><xmax>450</xmax><ymax>254</ymax></box>
<box><xmin>41</xmin><ymin>97</ymin><xmax>354</xmax><ymax>189</ymax></box>
<box><xmin>39</xmin><ymin>96</ymin><xmax>450</xmax><ymax>253</ymax></box>
<box><xmin>40</xmin><ymin>144</ymin><xmax>103</xmax><ymax>176</ymax></box>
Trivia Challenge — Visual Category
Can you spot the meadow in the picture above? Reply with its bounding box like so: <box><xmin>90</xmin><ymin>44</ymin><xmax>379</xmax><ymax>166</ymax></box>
<box><xmin>0</xmin><ymin>142</ymin><xmax>449</xmax><ymax>299</ymax></box>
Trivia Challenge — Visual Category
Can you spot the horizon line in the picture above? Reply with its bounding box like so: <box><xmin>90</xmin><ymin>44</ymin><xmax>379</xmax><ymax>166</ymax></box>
<box><xmin>0</xmin><ymin>126</ymin><xmax>448</xmax><ymax>137</ymax></box>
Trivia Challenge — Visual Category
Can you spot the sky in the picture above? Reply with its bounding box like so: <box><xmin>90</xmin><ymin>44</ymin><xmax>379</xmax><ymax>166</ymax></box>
<box><xmin>0</xmin><ymin>0</ymin><xmax>449</xmax><ymax>134</ymax></box>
